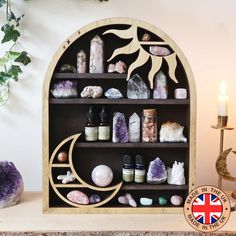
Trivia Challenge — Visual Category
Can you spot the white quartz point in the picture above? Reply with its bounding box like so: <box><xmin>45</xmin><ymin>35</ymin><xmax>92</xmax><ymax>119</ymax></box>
<box><xmin>77</xmin><ymin>50</ymin><xmax>86</xmax><ymax>73</ymax></box>
<box><xmin>167</xmin><ymin>161</ymin><xmax>185</xmax><ymax>185</ymax></box>
<box><xmin>129</xmin><ymin>113</ymin><xmax>140</xmax><ymax>142</ymax></box>
<box><xmin>89</xmin><ymin>35</ymin><xmax>104</xmax><ymax>73</ymax></box>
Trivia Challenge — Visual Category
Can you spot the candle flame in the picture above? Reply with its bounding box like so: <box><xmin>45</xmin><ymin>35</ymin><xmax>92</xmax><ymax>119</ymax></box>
<box><xmin>220</xmin><ymin>81</ymin><xmax>227</xmax><ymax>95</ymax></box>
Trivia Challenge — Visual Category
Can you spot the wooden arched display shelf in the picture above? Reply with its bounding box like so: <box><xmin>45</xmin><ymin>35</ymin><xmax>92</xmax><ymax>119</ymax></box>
<box><xmin>43</xmin><ymin>18</ymin><xmax>196</xmax><ymax>214</ymax></box>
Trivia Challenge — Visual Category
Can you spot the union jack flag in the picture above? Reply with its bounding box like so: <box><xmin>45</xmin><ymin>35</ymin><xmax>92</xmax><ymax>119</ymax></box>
<box><xmin>192</xmin><ymin>193</ymin><xmax>223</xmax><ymax>224</ymax></box>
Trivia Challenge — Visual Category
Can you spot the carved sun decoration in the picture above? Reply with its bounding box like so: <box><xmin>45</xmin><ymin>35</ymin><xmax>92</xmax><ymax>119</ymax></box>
<box><xmin>103</xmin><ymin>25</ymin><xmax>179</xmax><ymax>88</ymax></box>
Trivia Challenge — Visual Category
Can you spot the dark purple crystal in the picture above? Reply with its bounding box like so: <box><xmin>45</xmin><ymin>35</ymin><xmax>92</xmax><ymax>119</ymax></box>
<box><xmin>112</xmin><ymin>112</ymin><xmax>128</xmax><ymax>143</ymax></box>
<box><xmin>0</xmin><ymin>161</ymin><xmax>24</xmax><ymax>208</ymax></box>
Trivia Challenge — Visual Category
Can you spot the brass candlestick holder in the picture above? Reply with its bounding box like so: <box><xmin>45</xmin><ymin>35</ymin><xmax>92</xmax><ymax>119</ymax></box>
<box><xmin>211</xmin><ymin>116</ymin><xmax>234</xmax><ymax>189</ymax></box>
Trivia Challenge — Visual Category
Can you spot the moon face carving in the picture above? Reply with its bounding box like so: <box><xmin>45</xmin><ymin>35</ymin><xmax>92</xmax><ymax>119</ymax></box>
<box><xmin>216</xmin><ymin>148</ymin><xmax>236</xmax><ymax>182</ymax></box>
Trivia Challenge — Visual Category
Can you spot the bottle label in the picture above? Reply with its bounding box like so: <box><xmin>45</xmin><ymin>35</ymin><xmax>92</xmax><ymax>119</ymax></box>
<box><xmin>122</xmin><ymin>168</ymin><xmax>134</xmax><ymax>182</ymax></box>
<box><xmin>135</xmin><ymin>169</ymin><xmax>146</xmax><ymax>183</ymax></box>
<box><xmin>85</xmin><ymin>127</ymin><xmax>98</xmax><ymax>141</ymax></box>
<box><xmin>98</xmin><ymin>126</ymin><xmax>110</xmax><ymax>140</ymax></box>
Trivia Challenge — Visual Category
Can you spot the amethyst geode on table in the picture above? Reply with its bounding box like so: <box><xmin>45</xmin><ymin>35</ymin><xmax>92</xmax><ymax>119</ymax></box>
<box><xmin>0</xmin><ymin>161</ymin><xmax>24</xmax><ymax>208</ymax></box>
<box><xmin>146</xmin><ymin>157</ymin><xmax>167</xmax><ymax>184</ymax></box>
<box><xmin>50</xmin><ymin>80</ymin><xmax>78</xmax><ymax>98</ymax></box>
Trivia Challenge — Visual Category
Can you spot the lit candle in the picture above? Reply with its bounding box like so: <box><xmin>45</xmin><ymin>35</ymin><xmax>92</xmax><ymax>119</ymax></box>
<box><xmin>217</xmin><ymin>81</ymin><xmax>228</xmax><ymax>116</ymax></box>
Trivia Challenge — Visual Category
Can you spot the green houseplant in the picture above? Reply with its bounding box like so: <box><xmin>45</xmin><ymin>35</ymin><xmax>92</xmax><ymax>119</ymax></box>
<box><xmin>0</xmin><ymin>0</ymin><xmax>31</xmax><ymax>105</ymax></box>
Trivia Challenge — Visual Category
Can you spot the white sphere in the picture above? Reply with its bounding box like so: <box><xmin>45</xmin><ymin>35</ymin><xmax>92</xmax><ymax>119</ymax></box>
<box><xmin>91</xmin><ymin>165</ymin><xmax>113</xmax><ymax>187</ymax></box>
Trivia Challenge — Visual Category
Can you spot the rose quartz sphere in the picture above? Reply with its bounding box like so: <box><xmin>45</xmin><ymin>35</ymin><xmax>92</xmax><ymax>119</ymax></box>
<box><xmin>91</xmin><ymin>165</ymin><xmax>113</xmax><ymax>187</ymax></box>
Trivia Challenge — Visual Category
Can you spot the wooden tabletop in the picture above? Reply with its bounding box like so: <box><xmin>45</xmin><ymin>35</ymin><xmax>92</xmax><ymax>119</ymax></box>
<box><xmin>0</xmin><ymin>192</ymin><xmax>235</xmax><ymax>232</ymax></box>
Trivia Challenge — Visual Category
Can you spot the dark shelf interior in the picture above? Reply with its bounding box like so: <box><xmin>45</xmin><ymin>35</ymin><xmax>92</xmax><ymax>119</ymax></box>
<box><xmin>48</xmin><ymin>23</ymin><xmax>191</xmax><ymax>210</ymax></box>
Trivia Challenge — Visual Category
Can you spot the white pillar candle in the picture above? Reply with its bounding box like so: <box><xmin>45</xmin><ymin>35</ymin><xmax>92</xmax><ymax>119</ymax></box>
<box><xmin>217</xmin><ymin>81</ymin><xmax>228</xmax><ymax>116</ymax></box>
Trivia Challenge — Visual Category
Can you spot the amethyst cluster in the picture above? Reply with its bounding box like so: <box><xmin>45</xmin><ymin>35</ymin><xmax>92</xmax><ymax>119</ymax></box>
<box><xmin>112</xmin><ymin>112</ymin><xmax>128</xmax><ymax>143</ymax></box>
<box><xmin>50</xmin><ymin>80</ymin><xmax>78</xmax><ymax>98</ymax></box>
<box><xmin>0</xmin><ymin>161</ymin><xmax>24</xmax><ymax>208</ymax></box>
<box><xmin>146</xmin><ymin>157</ymin><xmax>167</xmax><ymax>184</ymax></box>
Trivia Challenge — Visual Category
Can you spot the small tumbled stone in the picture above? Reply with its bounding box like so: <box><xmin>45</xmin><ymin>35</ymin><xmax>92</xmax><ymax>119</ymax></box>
<box><xmin>118</xmin><ymin>196</ymin><xmax>128</xmax><ymax>205</ymax></box>
<box><xmin>125</xmin><ymin>193</ymin><xmax>137</xmax><ymax>207</ymax></box>
<box><xmin>67</xmin><ymin>190</ymin><xmax>89</xmax><ymax>205</ymax></box>
<box><xmin>89</xmin><ymin>194</ymin><xmax>102</xmax><ymax>204</ymax></box>
<box><xmin>57</xmin><ymin>151</ymin><xmax>68</xmax><ymax>162</ymax></box>
<box><xmin>140</xmin><ymin>198</ymin><xmax>153</xmax><ymax>206</ymax></box>
<box><xmin>158</xmin><ymin>197</ymin><xmax>167</xmax><ymax>206</ymax></box>
<box><xmin>142</xmin><ymin>33</ymin><xmax>151</xmax><ymax>41</ymax></box>
<box><xmin>170</xmin><ymin>195</ymin><xmax>183</xmax><ymax>206</ymax></box>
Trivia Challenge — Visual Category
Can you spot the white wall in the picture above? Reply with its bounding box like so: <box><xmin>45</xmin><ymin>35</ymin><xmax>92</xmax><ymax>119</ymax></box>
<box><xmin>0</xmin><ymin>0</ymin><xmax>236</xmax><ymax>191</ymax></box>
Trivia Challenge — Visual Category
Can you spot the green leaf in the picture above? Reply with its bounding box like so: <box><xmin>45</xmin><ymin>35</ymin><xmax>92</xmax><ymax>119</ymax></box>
<box><xmin>7</xmin><ymin>51</ymin><xmax>21</xmax><ymax>60</ymax></box>
<box><xmin>8</xmin><ymin>65</ymin><xmax>22</xmax><ymax>80</ymax></box>
<box><xmin>0</xmin><ymin>0</ymin><xmax>6</xmax><ymax>8</ymax></box>
<box><xmin>1</xmin><ymin>25</ymin><xmax>20</xmax><ymax>43</ymax></box>
<box><xmin>15</xmin><ymin>51</ymin><xmax>31</xmax><ymax>65</ymax></box>
<box><xmin>0</xmin><ymin>56</ymin><xmax>8</xmax><ymax>67</ymax></box>
<box><xmin>0</xmin><ymin>71</ymin><xmax>12</xmax><ymax>82</ymax></box>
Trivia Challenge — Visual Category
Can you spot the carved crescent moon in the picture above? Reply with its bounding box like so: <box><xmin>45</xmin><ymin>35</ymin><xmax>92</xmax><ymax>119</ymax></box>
<box><xmin>215</xmin><ymin>148</ymin><xmax>236</xmax><ymax>182</ymax></box>
<box><xmin>49</xmin><ymin>133</ymin><xmax>122</xmax><ymax>208</ymax></box>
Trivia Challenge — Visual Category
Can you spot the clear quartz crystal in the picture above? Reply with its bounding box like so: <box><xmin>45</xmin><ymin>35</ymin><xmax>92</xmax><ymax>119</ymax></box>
<box><xmin>89</xmin><ymin>35</ymin><xmax>104</xmax><ymax>73</ymax></box>
<box><xmin>129</xmin><ymin>113</ymin><xmax>140</xmax><ymax>142</ymax></box>
<box><xmin>127</xmin><ymin>74</ymin><xmax>150</xmax><ymax>99</ymax></box>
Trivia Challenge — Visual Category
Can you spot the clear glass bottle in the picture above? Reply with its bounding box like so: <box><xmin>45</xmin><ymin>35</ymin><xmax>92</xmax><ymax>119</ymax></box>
<box><xmin>142</xmin><ymin>109</ymin><xmax>157</xmax><ymax>142</ymax></box>
<box><xmin>134</xmin><ymin>155</ymin><xmax>146</xmax><ymax>183</ymax></box>
<box><xmin>85</xmin><ymin>106</ymin><xmax>98</xmax><ymax>141</ymax></box>
<box><xmin>98</xmin><ymin>106</ymin><xmax>110</xmax><ymax>141</ymax></box>
<box><xmin>122</xmin><ymin>154</ymin><xmax>134</xmax><ymax>182</ymax></box>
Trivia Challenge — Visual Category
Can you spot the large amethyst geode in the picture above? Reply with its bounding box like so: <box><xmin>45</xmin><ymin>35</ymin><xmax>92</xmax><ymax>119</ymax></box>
<box><xmin>0</xmin><ymin>161</ymin><xmax>24</xmax><ymax>208</ymax></box>
<box><xmin>146</xmin><ymin>157</ymin><xmax>167</xmax><ymax>184</ymax></box>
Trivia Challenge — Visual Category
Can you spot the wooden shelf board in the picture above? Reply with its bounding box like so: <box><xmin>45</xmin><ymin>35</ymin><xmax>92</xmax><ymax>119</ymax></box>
<box><xmin>50</xmin><ymin>98</ymin><xmax>190</xmax><ymax>105</ymax></box>
<box><xmin>75</xmin><ymin>142</ymin><xmax>189</xmax><ymax>148</ymax></box>
<box><xmin>121</xmin><ymin>183</ymin><xmax>188</xmax><ymax>190</ymax></box>
<box><xmin>140</xmin><ymin>41</ymin><xmax>168</xmax><ymax>45</ymax></box>
<box><xmin>53</xmin><ymin>73</ymin><xmax>127</xmax><ymax>79</ymax></box>
<box><xmin>51</xmin><ymin>164</ymin><xmax>70</xmax><ymax>167</ymax></box>
<box><xmin>54</xmin><ymin>184</ymin><xmax>83</xmax><ymax>188</ymax></box>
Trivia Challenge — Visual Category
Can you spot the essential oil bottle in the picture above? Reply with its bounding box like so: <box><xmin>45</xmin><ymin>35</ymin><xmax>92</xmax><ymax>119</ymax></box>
<box><xmin>98</xmin><ymin>106</ymin><xmax>110</xmax><ymax>141</ymax></box>
<box><xmin>85</xmin><ymin>105</ymin><xmax>98</xmax><ymax>141</ymax></box>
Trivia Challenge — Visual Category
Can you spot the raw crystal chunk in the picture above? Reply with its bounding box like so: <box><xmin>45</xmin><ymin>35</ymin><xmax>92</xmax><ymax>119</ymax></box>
<box><xmin>112</xmin><ymin>112</ymin><xmax>128</xmax><ymax>143</ymax></box>
<box><xmin>0</xmin><ymin>161</ymin><xmax>24</xmax><ymax>208</ymax></box>
<box><xmin>77</xmin><ymin>50</ymin><xmax>86</xmax><ymax>73</ymax></box>
<box><xmin>51</xmin><ymin>81</ymin><xmax>78</xmax><ymax>98</ymax></box>
<box><xmin>57</xmin><ymin>171</ymin><xmax>75</xmax><ymax>184</ymax></box>
<box><xmin>89</xmin><ymin>35</ymin><xmax>104</xmax><ymax>73</ymax></box>
<box><xmin>146</xmin><ymin>157</ymin><xmax>167</xmax><ymax>184</ymax></box>
<box><xmin>159</xmin><ymin>122</ymin><xmax>187</xmax><ymax>143</ymax></box>
<box><xmin>167</xmin><ymin>161</ymin><xmax>185</xmax><ymax>185</ymax></box>
<box><xmin>129</xmin><ymin>113</ymin><xmax>140</xmax><ymax>142</ymax></box>
<box><xmin>105</xmin><ymin>88</ymin><xmax>123</xmax><ymax>99</ymax></box>
<box><xmin>108</xmin><ymin>61</ymin><xmax>127</xmax><ymax>73</ymax></box>
<box><xmin>127</xmin><ymin>74</ymin><xmax>150</xmax><ymax>99</ymax></box>
<box><xmin>80</xmin><ymin>86</ymin><xmax>103</xmax><ymax>98</ymax></box>
<box><xmin>149</xmin><ymin>46</ymin><xmax>171</xmax><ymax>56</ymax></box>
<box><xmin>153</xmin><ymin>71</ymin><xmax>168</xmax><ymax>99</ymax></box>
